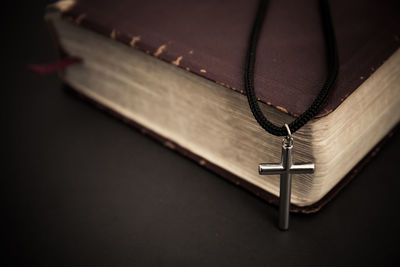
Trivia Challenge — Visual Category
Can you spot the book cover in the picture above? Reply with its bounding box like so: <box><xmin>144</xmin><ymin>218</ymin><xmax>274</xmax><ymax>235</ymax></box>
<box><xmin>61</xmin><ymin>0</ymin><xmax>400</xmax><ymax>117</ymax></box>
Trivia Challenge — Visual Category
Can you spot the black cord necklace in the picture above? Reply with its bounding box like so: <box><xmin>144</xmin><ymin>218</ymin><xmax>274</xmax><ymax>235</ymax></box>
<box><xmin>245</xmin><ymin>0</ymin><xmax>338</xmax><ymax>230</ymax></box>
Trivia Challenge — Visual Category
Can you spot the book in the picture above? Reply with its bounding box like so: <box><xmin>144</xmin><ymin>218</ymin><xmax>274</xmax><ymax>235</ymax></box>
<box><xmin>45</xmin><ymin>0</ymin><xmax>400</xmax><ymax>213</ymax></box>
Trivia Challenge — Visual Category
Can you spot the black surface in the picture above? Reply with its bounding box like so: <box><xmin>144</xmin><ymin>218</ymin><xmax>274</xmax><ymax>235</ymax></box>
<box><xmin>3</xmin><ymin>1</ymin><xmax>400</xmax><ymax>266</ymax></box>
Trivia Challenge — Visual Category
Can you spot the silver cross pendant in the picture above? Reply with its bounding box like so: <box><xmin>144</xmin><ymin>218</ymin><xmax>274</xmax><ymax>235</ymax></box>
<box><xmin>259</xmin><ymin>124</ymin><xmax>314</xmax><ymax>231</ymax></box>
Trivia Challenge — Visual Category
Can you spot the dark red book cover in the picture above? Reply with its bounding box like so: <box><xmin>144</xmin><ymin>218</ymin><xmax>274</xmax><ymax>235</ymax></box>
<box><xmin>62</xmin><ymin>0</ymin><xmax>400</xmax><ymax>117</ymax></box>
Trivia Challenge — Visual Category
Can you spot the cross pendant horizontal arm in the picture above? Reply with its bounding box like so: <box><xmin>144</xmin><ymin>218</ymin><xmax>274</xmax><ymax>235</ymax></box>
<box><xmin>259</xmin><ymin>162</ymin><xmax>314</xmax><ymax>175</ymax></box>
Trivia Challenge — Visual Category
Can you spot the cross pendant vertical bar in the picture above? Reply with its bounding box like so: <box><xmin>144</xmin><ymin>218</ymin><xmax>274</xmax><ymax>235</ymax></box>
<box><xmin>259</xmin><ymin>136</ymin><xmax>314</xmax><ymax>230</ymax></box>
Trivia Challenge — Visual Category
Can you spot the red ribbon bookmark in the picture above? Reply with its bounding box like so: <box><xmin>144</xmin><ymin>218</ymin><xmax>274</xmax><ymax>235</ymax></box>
<box><xmin>28</xmin><ymin>56</ymin><xmax>82</xmax><ymax>75</ymax></box>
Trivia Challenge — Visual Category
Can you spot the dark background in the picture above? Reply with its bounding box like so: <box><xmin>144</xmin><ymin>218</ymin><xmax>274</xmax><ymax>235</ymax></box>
<box><xmin>3</xmin><ymin>1</ymin><xmax>400</xmax><ymax>266</ymax></box>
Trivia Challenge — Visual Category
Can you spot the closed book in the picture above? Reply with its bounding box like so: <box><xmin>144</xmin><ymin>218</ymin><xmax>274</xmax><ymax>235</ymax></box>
<box><xmin>45</xmin><ymin>0</ymin><xmax>400</xmax><ymax>212</ymax></box>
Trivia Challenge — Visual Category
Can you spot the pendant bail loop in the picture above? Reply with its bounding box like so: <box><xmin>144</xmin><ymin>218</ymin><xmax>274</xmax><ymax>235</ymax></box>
<box><xmin>283</xmin><ymin>124</ymin><xmax>293</xmax><ymax>148</ymax></box>
<box><xmin>284</xmin><ymin>123</ymin><xmax>292</xmax><ymax>137</ymax></box>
